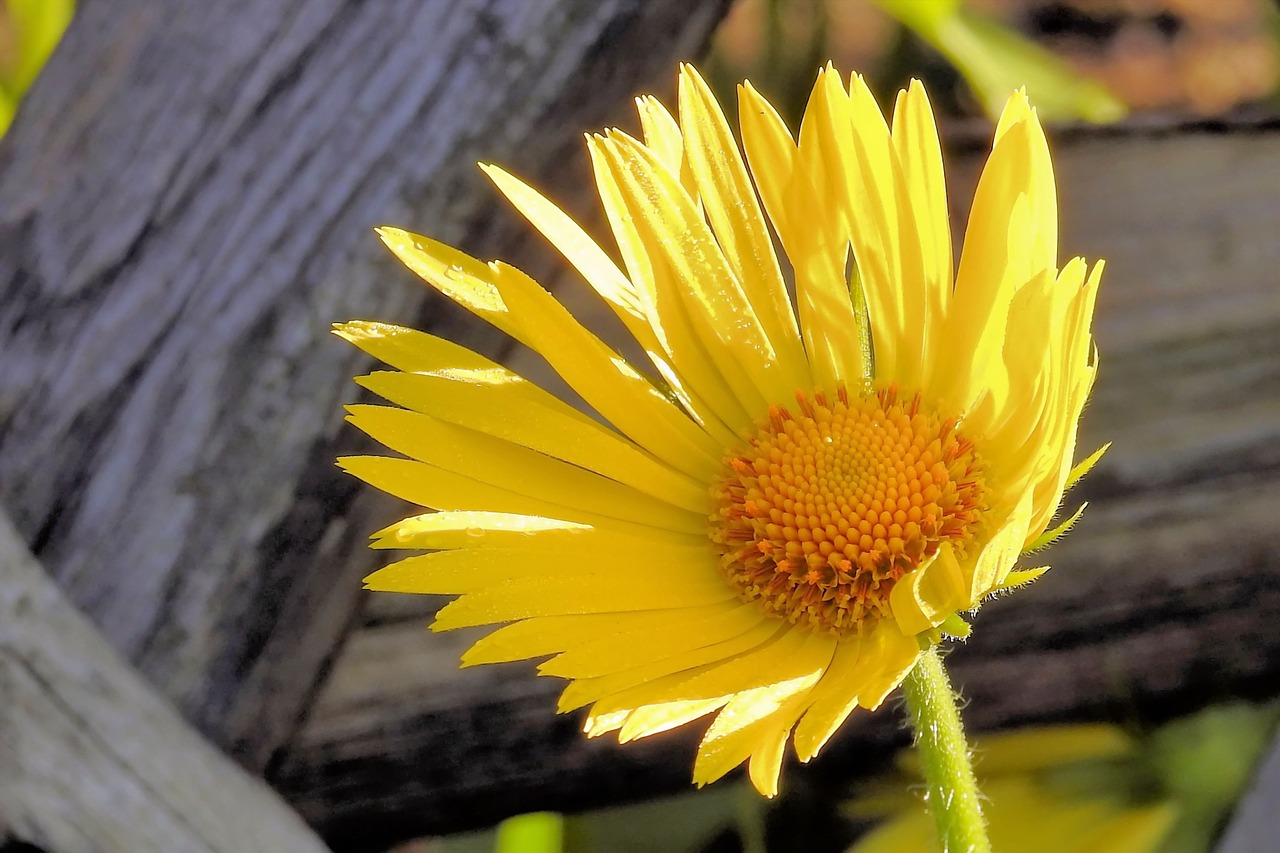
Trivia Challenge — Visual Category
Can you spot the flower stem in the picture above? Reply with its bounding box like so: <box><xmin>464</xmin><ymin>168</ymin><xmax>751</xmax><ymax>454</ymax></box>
<box><xmin>901</xmin><ymin>646</ymin><xmax>991</xmax><ymax>853</ymax></box>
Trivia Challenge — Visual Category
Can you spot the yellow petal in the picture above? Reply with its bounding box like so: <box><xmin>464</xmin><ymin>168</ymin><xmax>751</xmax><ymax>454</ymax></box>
<box><xmin>891</xmin><ymin>79</ymin><xmax>951</xmax><ymax>370</ymax></box>
<box><xmin>618</xmin><ymin>698</ymin><xmax>731</xmax><ymax>743</ymax></box>
<box><xmin>483</xmin><ymin>162</ymin><xmax>737</xmax><ymax>448</ymax></box>
<box><xmin>783</xmin><ymin>68</ymin><xmax>874</xmax><ymax>390</ymax></box>
<box><xmin>634</xmin><ymin>94</ymin><xmax>701</xmax><ymax>207</ymax></box>
<box><xmin>585</xmin><ymin>628</ymin><xmax>833</xmax><ymax>731</ymax></box>
<box><xmin>365</xmin><ymin>539</ymin><xmax>721</xmax><ymax>596</ymax></box>
<box><xmin>461</xmin><ymin>605</ymin><xmax>735</xmax><ymax>666</ymax></box>
<box><xmin>746</xmin><ymin>720</ymin><xmax>793</xmax><ymax>798</ymax></box>
<box><xmin>969</xmin><ymin>491</ymin><xmax>1035</xmax><ymax>599</ymax></box>
<box><xmin>560</xmin><ymin>620</ymin><xmax>784</xmax><ymax>713</ymax></box>
<box><xmin>588</xmin><ymin>136</ymin><xmax>752</xmax><ymax>440</ymax></box>
<box><xmin>346</xmin><ymin>405</ymin><xmax>705</xmax><ymax>534</ymax></box>
<box><xmin>890</xmin><ymin>545</ymin><xmax>970</xmax><ymax>635</ymax></box>
<box><xmin>840</xmin><ymin>72</ymin><xmax>928</xmax><ymax>388</ymax></box>
<box><xmin>792</xmin><ymin>637</ymin><xmax>863</xmax><ymax>761</ymax></box>
<box><xmin>692</xmin><ymin>686</ymin><xmax>815</xmax><ymax>796</ymax></box>
<box><xmin>354</xmin><ymin>374</ymin><xmax>709</xmax><ymax>513</ymax></box>
<box><xmin>793</xmin><ymin>623</ymin><xmax>921</xmax><ymax>762</ymax></box>
<box><xmin>600</xmin><ymin>131</ymin><xmax>790</xmax><ymax>410</ymax></box>
<box><xmin>934</xmin><ymin>92</ymin><xmax>1057</xmax><ymax>412</ymax></box>
<box><xmin>335</xmin><ymin>320</ymin><xmax>499</xmax><ymax>374</ymax></box>
<box><xmin>677</xmin><ymin>65</ymin><xmax>808</xmax><ymax>392</ymax></box>
<box><xmin>481</xmin><ymin>164</ymin><xmax>648</xmax><ymax>328</ymax></box>
<box><xmin>339</xmin><ymin>455</ymin><xmax>700</xmax><ymax>542</ymax></box>
<box><xmin>370</xmin><ymin>511</ymin><xmax>589</xmax><ymax>551</ymax></box>
<box><xmin>853</xmin><ymin>620</ymin><xmax>924</xmax><ymax>711</ymax></box>
<box><xmin>430</xmin><ymin>568</ymin><xmax>737</xmax><ymax>631</ymax></box>
<box><xmin>540</xmin><ymin>602</ymin><xmax>765</xmax><ymax>679</ymax></box>
<box><xmin>994</xmin><ymin>90</ymin><xmax>1058</xmax><ymax>277</ymax></box>
<box><xmin>376</xmin><ymin>227</ymin><xmax>723</xmax><ymax>478</ymax></box>
<box><xmin>737</xmin><ymin>80</ymin><xmax>796</xmax><ymax>241</ymax></box>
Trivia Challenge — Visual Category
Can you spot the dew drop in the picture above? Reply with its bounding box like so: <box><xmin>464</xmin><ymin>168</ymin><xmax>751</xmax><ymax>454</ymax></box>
<box><xmin>465</xmin><ymin>527</ymin><xmax>486</xmax><ymax>538</ymax></box>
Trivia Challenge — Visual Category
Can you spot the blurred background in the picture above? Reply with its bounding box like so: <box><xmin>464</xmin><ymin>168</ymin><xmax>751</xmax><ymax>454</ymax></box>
<box><xmin>1</xmin><ymin>1</ymin><xmax>1278</xmax><ymax>852</ymax></box>
<box><xmin>708</xmin><ymin>0</ymin><xmax>1279</xmax><ymax>123</ymax></box>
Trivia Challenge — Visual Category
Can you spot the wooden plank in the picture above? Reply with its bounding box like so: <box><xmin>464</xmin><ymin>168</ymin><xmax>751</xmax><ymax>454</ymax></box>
<box><xmin>272</xmin><ymin>120</ymin><xmax>1280</xmax><ymax>847</ymax></box>
<box><xmin>0</xmin><ymin>0</ymin><xmax>732</xmax><ymax>770</ymax></box>
<box><xmin>0</xmin><ymin>511</ymin><xmax>327</xmax><ymax>852</ymax></box>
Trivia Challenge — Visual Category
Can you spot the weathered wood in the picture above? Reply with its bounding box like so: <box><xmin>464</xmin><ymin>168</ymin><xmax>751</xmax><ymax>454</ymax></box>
<box><xmin>271</xmin><ymin>120</ymin><xmax>1280</xmax><ymax>847</ymax></box>
<box><xmin>0</xmin><ymin>0</ymin><xmax>732</xmax><ymax>771</ymax></box>
<box><xmin>0</xmin><ymin>511</ymin><xmax>328</xmax><ymax>853</ymax></box>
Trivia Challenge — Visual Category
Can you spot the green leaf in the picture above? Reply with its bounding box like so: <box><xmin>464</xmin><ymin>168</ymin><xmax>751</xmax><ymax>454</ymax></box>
<box><xmin>1151</xmin><ymin>704</ymin><xmax>1280</xmax><ymax>853</ymax></box>
<box><xmin>874</xmin><ymin>0</ymin><xmax>1126</xmax><ymax>124</ymax></box>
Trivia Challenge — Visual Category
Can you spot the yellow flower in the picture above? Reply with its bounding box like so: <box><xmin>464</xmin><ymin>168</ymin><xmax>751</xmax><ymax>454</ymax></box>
<box><xmin>847</xmin><ymin>724</ymin><xmax>1178</xmax><ymax>853</ymax></box>
<box><xmin>337</xmin><ymin>64</ymin><xmax>1102</xmax><ymax>797</ymax></box>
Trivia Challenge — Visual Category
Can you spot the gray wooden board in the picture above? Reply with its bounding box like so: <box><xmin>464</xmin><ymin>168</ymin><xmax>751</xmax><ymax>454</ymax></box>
<box><xmin>0</xmin><ymin>511</ymin><xmax>328</xmax><ymax>853</ymax></box>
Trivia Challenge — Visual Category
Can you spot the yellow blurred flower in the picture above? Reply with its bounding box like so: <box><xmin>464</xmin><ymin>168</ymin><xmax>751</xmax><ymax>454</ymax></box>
<box><xmin>848</xmin><ymin>724</ymin><xmax>1178</xmax><ymax>853</ymax></box>
<box><xmin>337</xmin><ymin>63</ymin><xmax>1102</xmax><ymax>796</ymax></box>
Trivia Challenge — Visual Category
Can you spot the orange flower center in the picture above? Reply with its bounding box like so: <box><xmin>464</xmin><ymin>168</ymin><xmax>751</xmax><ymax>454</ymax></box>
<box><xmin>709</xmin><ymin>386</ymin><xmax>987</xmax><ymax>636</ymax></box>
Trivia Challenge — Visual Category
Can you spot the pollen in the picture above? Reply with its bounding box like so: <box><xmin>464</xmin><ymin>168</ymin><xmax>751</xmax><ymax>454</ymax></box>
<box><xmin>709</xmin><ymin>386</ymin><xmax>988</xmax><ymax>636</ymax></box>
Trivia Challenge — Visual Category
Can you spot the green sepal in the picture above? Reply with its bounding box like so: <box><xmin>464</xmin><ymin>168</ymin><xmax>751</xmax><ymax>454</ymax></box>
<box><xmin>1026</xmin><ymin>502</ymin><xmax>1087</xmax><ymax>553</ymax></box>
<box><xmin>994</xmin><ymin>566</ymin><xmax>1050</xmax><ymax>592</ymax></box>
<box><xmin>848</xmin><ymin>253</ymin><xmax>875</xmax><ymax>383</ymax></box>
<box><xmin>939</xmin><ymin>612</ymin><xmax>972</xmax><ymax>639</ymax></box>
<box><xmin>1065</xmin><ymin>442</ymin><xmax>1110</xmax><ymax>493</ymax></box>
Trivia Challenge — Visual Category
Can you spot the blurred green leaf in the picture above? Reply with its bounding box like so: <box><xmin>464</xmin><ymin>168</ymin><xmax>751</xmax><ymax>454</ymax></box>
<box><xmin>491</xmin><ymin>809</ymin><xmax>563</xmax><ymax>850</ymax></box>
<box><xmin>876</xmin><ymin>0</ymin><xmax>1126</xmax><ymax>123</ymax></box>
<box><xmin>495</xmin><ymin>812</ymin><xmax>565</xmax><ymax>853</ymax></box>
<box><xmin>879</xmin><ymin>0</ymin><xmax>960</xmax><ymax>34</ymax></box>
<box><xmin>1151</xmin><ymin>703</ymin><xmax>1280</xmax><ymax>853</ymax></box>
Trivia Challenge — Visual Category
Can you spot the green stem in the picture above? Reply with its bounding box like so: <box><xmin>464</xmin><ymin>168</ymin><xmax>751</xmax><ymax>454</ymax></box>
<box><xmin>901</xmin><ymin>646</ymin><xmax>991</xmax><ymax>853</ymax></box>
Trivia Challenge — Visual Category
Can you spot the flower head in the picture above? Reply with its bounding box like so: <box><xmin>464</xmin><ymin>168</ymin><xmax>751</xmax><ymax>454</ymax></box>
<box><xmin>337</xmin><ymin>64</ymin><xmax>1102</xmax><ymax>797</ymax></box>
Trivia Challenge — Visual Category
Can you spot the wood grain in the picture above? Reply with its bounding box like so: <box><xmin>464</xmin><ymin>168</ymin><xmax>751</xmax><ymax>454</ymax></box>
<box><xmin>0</xmin><ymin>0</ymin><xmax>732</xmax><ymax>772</ymax></box>
<box><xmin>0</xmin><ymin>511</ymin><xmax>328</xmax><ymax>852</ymax></box>
<box><xmin>272</xmin><ymin>119</ymin><xmax>1280</xmax><ymax>847</ymax></box>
